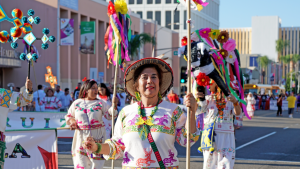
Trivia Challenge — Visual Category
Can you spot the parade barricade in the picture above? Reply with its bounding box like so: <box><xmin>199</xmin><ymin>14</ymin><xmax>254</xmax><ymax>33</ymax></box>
<box><xmin>4</xmin><ymin>129</ymin><xmax>58</xmax><ymax>169</ymax></box>
<box><xmin>269</xmin><ymin>100</ymin><xmax>278</xmax><ymax>110</ymax></box>
<box><xmin>282</xmin><ymin>100</ymin><xmax>288</xmax><ymax>110</ymax></box>
<box><xmin>6</xmin><ymin>111</ymin><xmax>74</xmax><ymax>138</ymax></box>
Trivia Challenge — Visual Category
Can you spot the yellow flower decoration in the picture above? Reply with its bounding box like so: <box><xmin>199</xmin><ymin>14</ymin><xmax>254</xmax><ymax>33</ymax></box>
<box><xmin>135</xmin><ymin>116</ymin><xmax>154</xmax><ymax>126</ymax></box>
<box><xmin>209</xmin><ymin>29</ymin><xmax>220</xmax><ymax>39</ymax></box>
<box><xmin>114</xmin><ymin>0</ymin><xmax>128</xmax><ymax>15</ymax></box>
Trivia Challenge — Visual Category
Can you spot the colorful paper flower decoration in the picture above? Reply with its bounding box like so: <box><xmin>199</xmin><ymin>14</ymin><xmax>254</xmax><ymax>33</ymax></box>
<box><xmin>209</xmin><ymin>29</ymin><xmax>220</xmax><ymax>39</ymax></box>
<box><xmin>0</xmin><ymin>31</ymin><xmax>10</xmax><ymax>43</ymax></box>
<box><xmin>10</xmin><ymin>26</ymin><xmax>22</xmax><ymax>38</ymax></box>
<box><xmin>181</xmin><ymin>36</ymin><xmax>188</xmax><ymax>46</ymax></box>
<box><xmin>45</xmin><ymin>66</ymin><xmax>57</xmax><ymax>88</ymax></box>
<box><xmin>217</xmin><ymin>31</ymin><xmax>229</xmax><ymax>43</ymax></box>
<box><xmin>82</xmin><ymin>77</ymin><xmax>87</xmax><ymax>82</ymax></box>
<box><xmin>225</xmin><ymin>51</ymin><xmax>237</xmax><ymax>64</ymax></box>
<box><xmin>107</xmin><ymin>1</ymin><xmax>116</xmax><ymax>15</ymax></box>
<box><xmin>196</xmin><ymin>72</ymin><xmax>210</xmax><ymax>86</ymax></box>
<box><xmin>22</xmin><ymin>23</ymin><xmax>32</xmax><ymax>34</ymax></box>
<box><xmin>219</xmin><ymin>49</ymin><xmax>228</xmax><ymax>58</ymax></box>
<box><xmin>11</xmin><ymin>9</ymin><xmax>23</xmax><ymax>19</ymax></box>
<box><xmin>223</xmin><ymin>39</ymin><xmax>236</xmax><ymax>52</ymax></box>
<box><xmin>212</xmin><ymin>53</ymin><xmax>223</xmax><ymax>65</ymax></box>
<box><xmin>199</xmin><ymin>28</ymin><xmax>211</xmax><ymax>38</ymax></box>
<box><xmin>114</xmin><ymin>0</ymin><xmax>128</xmax><ymax>15</ymax></box>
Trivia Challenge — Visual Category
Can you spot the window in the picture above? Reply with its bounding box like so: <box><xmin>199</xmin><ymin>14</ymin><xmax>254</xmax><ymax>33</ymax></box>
<box><xmin>136</xmin><ymin>11</ymin><xmax>143</xmax><ymax>18</ymax></box>
<box><xmin>184</xmin><ymin>10</ymin><xmax>187</xmax><ymax>30</ymax></box>
<box><xmin>155</xmin><ymin>11</ymin><xmax>161</xmax><ymax>25</ymax></box>
<box><xmin>165</xmin><ymin>11</ymin><xmax>171</xmax><ymax>29</ymax></box>
<box><xmin>250</xmin><ymin>56</ymin><xmax>258</xmax><ymax>67</ymax></box>
<box><xmin>155</xmin><ymin>0</ymin><xmax>161</xmax><ymax>4</ymax></box>
<box><xmin>174</xmin><ymin>11</ymin><xmax>180</xmax><ymax>29</ymax></box>
<box><xmin>147</xmin><ymin>11</ymin><xmax>153</xmax><ymax>20</ymax></box>
<box><xmin>147</xmin><ymin>0</ymin><xmax>153</xmax><ymax>4</ymax></box>
<box><xmin>129</xmin><ymin>0</ymin><xmax>134</xmax><ymax>4</ymax></box>
<box><xmin>137</xmin><ymin>0</ymin><xmax>142</xmax><ymax>4</ymax></box>
<box><xmin>166</xmin><ymin>0</ymin><xmax>171</xmax><ymax>4</ymax></box>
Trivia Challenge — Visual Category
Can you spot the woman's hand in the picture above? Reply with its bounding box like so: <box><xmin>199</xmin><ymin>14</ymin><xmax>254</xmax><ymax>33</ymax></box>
<box><xmin>83</xmin><ymin>136</ymin><xmax>98</xmax><ymax>152</ymax></box>
<box><xmin>69</xmin><ymin>119</ymin><xmax>78</xmax><ymax>130</ymax></box>
<box><xmin>25</xmin><ymin>77</ymin><xmax>33</xmax><ymax>92</ymax></box>
<box><xmin>184</xmin><ymin>93</ymin><xmax>198</xmax><ymax>113</ymax></box>
<box><xmin>227</xmin><ymin>94</ymin><xmax>238</xmax><ymax>104</ymax></box>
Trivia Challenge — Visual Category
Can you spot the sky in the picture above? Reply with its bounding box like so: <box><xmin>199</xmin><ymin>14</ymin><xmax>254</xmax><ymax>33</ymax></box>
<box><xmin>219</xmin><ymin>0</ymin><xmax>300</xmax><ymax>28</ymax></box>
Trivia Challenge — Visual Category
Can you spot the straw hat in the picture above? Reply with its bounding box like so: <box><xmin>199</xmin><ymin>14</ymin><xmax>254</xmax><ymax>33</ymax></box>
<box><xmin>124</xmin><ymin>58</ymin><xmax>173</xmax><ymax>98</ymax></box>
<box><xmin>44</xmin><ymin>87</ymin><xmax>55</xmax><ymax>94</ymax></box>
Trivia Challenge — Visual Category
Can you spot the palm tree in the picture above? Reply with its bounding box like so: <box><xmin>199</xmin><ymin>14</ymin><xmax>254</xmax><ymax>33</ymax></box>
<box><xmin>290</xmin><ymin>54</ymin><xmax>300</xmax><ymax>72</ymax></box>
<box><xmin>257</xmin><ymin>56</ymin><xmax>270</xmax><ymax>84</ymax></box>
<box><xmin>129</xmin><ymin>33</ymin><xmax>156</xmax><ymax>60</ymax></box>
<box><xmin>276</xmin><ymin>39</ymin><xmax>290</xmax><ymax>78</ymax></box>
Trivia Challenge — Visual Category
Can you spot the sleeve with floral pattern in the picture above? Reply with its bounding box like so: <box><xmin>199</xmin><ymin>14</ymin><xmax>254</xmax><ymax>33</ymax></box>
<box><xmin>173</xmin><ymin>106</ymin><xmax>200</xmax><ymax>147</ymax></box>
<box><xmin>65</xmin><ymin>101</ymin><xmax>76</xmax><ymax>125</ymax></box>
<box><xmin>103</xmin><ymin>109</ymin><xmax>125</xmax><ymax>160</ymax></box>
<box><xmin>102</xmin><ymin>100</ymin><xmax>118</xmax><ymax>120</ymax></box>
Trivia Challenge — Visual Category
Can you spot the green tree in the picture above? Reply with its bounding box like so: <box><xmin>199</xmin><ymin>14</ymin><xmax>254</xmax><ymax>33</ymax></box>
<box><xmin>257</xmin><ymin>56</ymin><xmax>270</xmax><ymax>84</ymax></box>
<box><xmin>276</xmin><ymin>39</ymin><xmax>290</xmax><ymax>78</ymax></box>
<box><xmin>129</xmin><ymin>33</ymin><xmax>156</xmax><ymax>59</ymax></box>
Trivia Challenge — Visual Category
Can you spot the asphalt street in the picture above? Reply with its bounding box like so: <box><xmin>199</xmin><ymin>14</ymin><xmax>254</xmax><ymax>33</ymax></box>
<box><xmin>58</xmin><ymin>109</ymin><xmax>300</xmax><ymax>169</ymax></box>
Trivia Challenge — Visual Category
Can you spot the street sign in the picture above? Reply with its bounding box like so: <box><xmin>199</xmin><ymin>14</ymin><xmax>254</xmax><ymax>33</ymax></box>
<box><xmin>173</xmin><ymin>51</ymin><xmax>178</xmax><ymax>56</ymax></box>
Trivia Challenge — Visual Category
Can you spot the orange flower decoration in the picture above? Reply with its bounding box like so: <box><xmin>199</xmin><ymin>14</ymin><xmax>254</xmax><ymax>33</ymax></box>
<box><xmin>107</xmin><ymin>1</ymin><xmax>116</xmax><ymax>16</ymax></box>
<box><xmin>219</xmin><ymin>111</ymin><xmax>223</xmax><ymax>115</ymax></box>
<box><xmin>82</xmin><ymin>77</ymin><xmax>87</xmax><ymax>82</ymax></box>
<box><xmin>196</xmin><ymin>72</ymin><xmax>210</xmax><ymax>86</ymax></box>
<box><xmin>217</xmin><ymin>31</ymin><xmax>229</xmax><ymax>43</ymax></box>
<box><xmin>219</xmin><ymin>49</ymin><xmax>228</xmax><ymax>58</ymax></box>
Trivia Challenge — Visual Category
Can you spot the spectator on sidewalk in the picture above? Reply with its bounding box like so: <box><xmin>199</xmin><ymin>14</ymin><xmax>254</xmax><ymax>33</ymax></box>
<box><xmin>54</xmin><ymin>85</ymin><xmax>64</xmax><ymax>99</ymax></box>
<box><xmin>33</xmin><ymin>85</ymin><xmax>46</xmax><ymax>111</ymax></box>
<box><xmin>287</xmin><ymin>92</ymin><xmax>296</xmax><ymax>118</ymax></box>
<box><xmin>167</xmin><ymin>89</ymin><xmax>179</xmax><ymax>104</ymax></box>
<box><xmin>261</xmin><ymin>94</ymin><xmax>267</xmax><ymax>110</ymax></box>
<box><xmin>60</xmin><ymin>88</ymin><xmax>73</xmax><ymax>112</ymax></box>
<box><xmin>73</xmin><ymin>82</ymin><xmax>81</xmax><ymax>100</ymax></box>
<box><xmin>277</xmin><ymin>94</ymin><xmax>283</xmax><ymax>116</ymax></box>
<box><xmin>39</xmin><ymin>87</ymin><xmax>62</xmax><ymax>112</ymax></box>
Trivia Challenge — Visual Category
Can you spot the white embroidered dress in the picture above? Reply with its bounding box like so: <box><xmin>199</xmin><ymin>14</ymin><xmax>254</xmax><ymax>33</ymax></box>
<box><xmin>65</xmin><ymin>99</ymin><xmax>117</xmax><ymax>169</ymax></box>
<box><xmin>104</xmin><ymin>100</ymin><xmax>200</xmax><ymax>169</ymax></box>
<box><xmin>40</xmin><ymin>96</ymin><xmax>62</xmax><ymax>112</ymax></box>
<box><xmin>245</xmin><ymin>96</ymin><xmax>256</xmax><ymax>117</ymax></box>
<box><xmin>198</xmin><ymin>95</ymin><xmax>235</xmax><ymax>169</ymax></box>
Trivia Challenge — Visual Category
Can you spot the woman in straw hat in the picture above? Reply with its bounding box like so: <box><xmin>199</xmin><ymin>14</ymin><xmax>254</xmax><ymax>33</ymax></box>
<box><xmin>196</xmin><ymin>82</ymin><xmax>241</xmax><ymax>169</ymax></box>
<box><xmin>65</xmin><ymin>79</ymin><xmax>118</xmax><ymax>169</ymax></box>
<box><xmin>39</xmin><ymin>87</ymin><xmax>62</xmax><ymax>112</ymax></box>
<box><xmin>82</xmin><ymin>58</ymin><xmax>200</xmax><ymax>169</ymax></box>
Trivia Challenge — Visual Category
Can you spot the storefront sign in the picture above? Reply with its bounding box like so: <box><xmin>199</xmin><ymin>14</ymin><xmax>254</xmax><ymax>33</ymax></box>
<box><xmin>80</xmin><ymin>21</ymin><xmax>95</xmax><ymax>54</ymax></box>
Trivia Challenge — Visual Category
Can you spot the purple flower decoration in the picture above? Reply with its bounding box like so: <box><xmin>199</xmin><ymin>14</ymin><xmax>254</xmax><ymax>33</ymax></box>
<box><xmin>212</xmin><ymin>53</ymin><xmax>223</xmax><ymax>65</ymax></box>
<box><xmin>199</xmin><ymin>28</ymin><xmax>211</xmax><ymax>39</ymax></box>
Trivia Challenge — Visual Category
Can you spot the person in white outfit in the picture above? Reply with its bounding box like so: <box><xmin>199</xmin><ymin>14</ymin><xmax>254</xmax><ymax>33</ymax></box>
<box><xmin>33</xmin><ymin>85</ymin><xmax>46</xmax><ymax>111</ymax></box>
<box><xmin>245</xmin><ymin>92</ymin><xmax>256</xmax><ymax>118</ymax></box>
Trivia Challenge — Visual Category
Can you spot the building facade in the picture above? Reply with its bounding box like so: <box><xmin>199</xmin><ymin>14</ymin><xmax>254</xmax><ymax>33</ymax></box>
<box><xmin>0</xmin><ymin>0</ymin><xmax>180</xmax><ymax>94</ymax></box>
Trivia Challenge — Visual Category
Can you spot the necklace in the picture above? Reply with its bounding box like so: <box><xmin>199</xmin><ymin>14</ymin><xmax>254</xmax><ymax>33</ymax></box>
<box><xmin>216</xmin><ymin>98</ymin><xmax>226</xmax><ymax>120</ymax></box>
<box><xmin>135</xmin><ymin>100</ymin><xmax>160</xmax><ymax>140</ymax></box>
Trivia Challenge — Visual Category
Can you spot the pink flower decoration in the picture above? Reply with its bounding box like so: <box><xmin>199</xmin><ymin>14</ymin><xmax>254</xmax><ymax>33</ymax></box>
<box><xmin>198</xmin><ymin>0</ymin><xmax>209</xmax><ymax>6</ymax></box>
<box><xmin>83</xmin><ymin>109</ymin><xmax>87</xmax><ymax>114</ymax></box>
<box><xmin>223</xmin><ymin>39</ymin><xmax>236</xmax><ymax>52</ymax></box>
<box><xmin>199</xmin><ymin>28</ymin><xmax>211</xmax><ymax>39</ymax></box>
<box><xmin>213</xmin><ymin>53</ymin><xmax>224</xmax><ymax>65</ymax></box>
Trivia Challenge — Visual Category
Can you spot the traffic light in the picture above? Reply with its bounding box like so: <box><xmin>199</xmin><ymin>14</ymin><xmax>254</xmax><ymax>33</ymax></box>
<box><xmin>181</xmin><ymin>79</ymin><xmax>185</xmax><ymax>83</ymax></box>
<box><xmin>181</xmin><ymin>67</ymin><xmax>187</xmax><ymax>84</ymax></box>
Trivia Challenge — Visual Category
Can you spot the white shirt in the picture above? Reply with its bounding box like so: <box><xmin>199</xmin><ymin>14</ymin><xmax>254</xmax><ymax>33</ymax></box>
<box><xmin>60</xmin><ymin>94</ymin><xmax>73</xmax><ymax>108</ymax></box>
<box><xmin>54</xmin><ymin>91</ymin><xmax>64</xmax><ymax>99</ymax></box>
<box><xmin>33</xmin><ymin>90</ymin><xmax>46</xmax><ymax>111</ymax></box>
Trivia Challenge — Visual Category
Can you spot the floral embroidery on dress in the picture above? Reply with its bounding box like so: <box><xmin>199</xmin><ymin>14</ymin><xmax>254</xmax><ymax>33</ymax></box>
<box><xmin>123</xmin><ymin>152</ymin><xmax>131</xmax><ymax>164</ymax></box>
<box><xmin>128</xmin><ymin>114</ymin><xmax>139</xmax><ymax>126</ymax></box>
<box><xmin>163</xmin><ymin>150</ymin><xmax>177</xmax><ymax>166</ymax></box>
<box><xmin>136</xmin><ymin>148</ymin><xmax>156</xmax><ymax>167</ymax></box>
<box><xmin>154</xmin><ymin>114</ymin><xmax>169</xmax><ymax>125</ymax></box>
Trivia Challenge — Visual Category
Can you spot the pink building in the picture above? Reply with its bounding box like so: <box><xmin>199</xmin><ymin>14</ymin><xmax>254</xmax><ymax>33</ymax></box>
<box><xmin>0</xmin><ymin>0</ymin><xmax>180</xmax><ymax>94</ymax></box>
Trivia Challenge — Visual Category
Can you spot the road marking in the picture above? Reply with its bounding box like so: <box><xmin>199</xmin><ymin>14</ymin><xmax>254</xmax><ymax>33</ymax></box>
<box><xmin>283</xmin><ymin>127</ymin><xmax>289</xmax><ymax>130</ymax></box>
<box><xmin>262</xmin><ymin>152</ymin><xmax>300</xmax><ymax>157</ymax></box>
<box><xmin>236</xmin><ymin>132</ymin><xmax>276</xmax><ymax>150</ymax></box>
<box><xmin>59</xmin><ymin>166</ymin><xmax>122</xmax><ymax>169</ymax></box>
<box><xmin>58</xmin><ymin>141</ymin><xmax>72</xmax><ymax>145</ymax></box>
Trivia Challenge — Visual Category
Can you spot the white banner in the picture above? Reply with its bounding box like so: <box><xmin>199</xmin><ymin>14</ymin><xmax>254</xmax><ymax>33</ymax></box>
<box><xmin>4</xmin><ymin>129</ymin><xmax>58</xmax><ymax>169</ymax></box>
<box><xmin>269</xmin><ymin>100</ymin><xmax>278</xmax><ymax>110</ymax></box>
<box><xmin>6</xmin><ymin>112</ymin><xmax>74</xmax><ymax>138</ymax></box>
<box><xmin>282</xmin><ymin>100</ymin><xmax>288</xmax><ymax>110</ymax></box>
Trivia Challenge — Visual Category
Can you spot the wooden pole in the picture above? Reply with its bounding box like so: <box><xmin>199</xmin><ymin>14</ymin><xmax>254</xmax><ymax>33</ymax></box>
<box><xmin>186</xmin><ymin>0</ymin><xmax>192</xmax><ymax>169</ymax></box>
<box><xmin>111</xmin><ymin>36</ymin><xmax>120</xmax><ymax>169</ymax></box>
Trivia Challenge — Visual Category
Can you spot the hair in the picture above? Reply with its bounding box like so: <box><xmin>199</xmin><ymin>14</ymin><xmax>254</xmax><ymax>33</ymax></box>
<box><xmin>78</xmin><ymin>80</ymin><xmax>98</xmax><ymax>99</ymax></box>
<box><xmin>16</xmin><ymin>87</ymin><xmax>20</xmax><ymax>91</ymax></box>
<box><xmin>45</xmin><ymin>88</ymin><xmax>54</xmax><ymax>97</ymax></box>
<box><xmin>98</xmin><ymin>83</ymin><xmax>112</xmax><ymax>97</ymax></box>
<box><xmin>38</xmin><ymin>85</ymin><xmax>43</xmax><ymax>90</ymax></box>
<box><xmin>65</xmin><ymin>88</ymin><xmax>69</xmax><ymax>92</ymax></box>
<box><xmin>197</xmin><ymin>85</ymin><xmax>205</xmax><ymax>93</ymax></box>
<box><xmin>133</xmin><ymin>64</ymin><xmax>163</xmax><ymax>91</ymax></box>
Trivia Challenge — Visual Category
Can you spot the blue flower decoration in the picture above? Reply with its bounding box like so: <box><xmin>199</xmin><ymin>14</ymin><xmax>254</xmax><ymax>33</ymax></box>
<box><xmin>22</xmin><ymin>16</ymin><xmax>28</xmax><ymax>23</ymax></box>
<box><xmin>49</xmin><ymin>36</ymin><xmax>56</xmax><ymax>43</ymax></box>
<box><xmin>42</xmin><ymin>28</ymin><xmax>50</xmax><ymax>35</ymax></box>
<box><xmin>28</xmin><ymin>9</ymin><xmax>35</xmax><ymax>16</ymax></box>
<box><xmin>34</xmin><ymin>16</ymin><xmax>41</xmax><ymax>24</ymax></box>
<box><xmin>11</xmin><ymin>42</ymin><xmax>18</xmax><ymax>49</ymax></box>
<box><xmin>41</xmin><ymin>43</ymin><xmax>49</xmax><ymax>49</ymax></box>
<box><xmin>32</xmin><ymin>53</ymin><xmax>38</xmax><ymax>61</ymax></box>
<box><xmin>20</xmin><ymin>53</ymin><xmax>26</xmax><ymax>60</ymax></box>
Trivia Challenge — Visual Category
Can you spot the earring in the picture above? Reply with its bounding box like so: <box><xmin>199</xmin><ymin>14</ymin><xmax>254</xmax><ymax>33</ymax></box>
<box><xmin>158</xmin><ymin>91</ymin><xmax>162</xmax><ymax>100</ymax></box>
<box><xmin>135</xmin><ymin>92</ymin><xmax>141</xmax><ymax>101</ymax></box>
